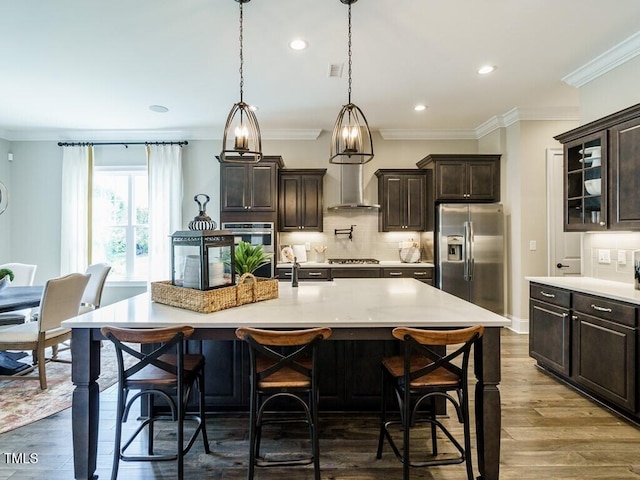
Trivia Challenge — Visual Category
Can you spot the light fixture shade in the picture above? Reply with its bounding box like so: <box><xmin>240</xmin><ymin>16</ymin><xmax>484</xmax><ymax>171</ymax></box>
<box><xmin>330</xmin><ymin>103</ymin><xmax>374</xmax><ymax>164</ymax></box>
<box><xmin>219</xmin><ymin>0</ymin><xmax>263</xmax><ymax>164</ymax></box>
<box><xmin>220</xmin><ymin>101</ymin><xmax>263</xmax><ymax>163</ymax></box>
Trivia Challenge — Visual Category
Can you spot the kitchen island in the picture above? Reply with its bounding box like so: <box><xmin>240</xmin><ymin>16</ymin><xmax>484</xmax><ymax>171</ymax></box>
<box><xmin>63</xmin><ymin>278</ymin><xmax>509</xmax><ymax>480</ymax></box>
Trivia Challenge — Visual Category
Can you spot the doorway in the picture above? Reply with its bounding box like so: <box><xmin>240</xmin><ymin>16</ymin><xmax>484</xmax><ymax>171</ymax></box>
<box><xmin>546</xmin><ymin>148</ymin><xmax>581</xmax><ymax>276</ymax></box>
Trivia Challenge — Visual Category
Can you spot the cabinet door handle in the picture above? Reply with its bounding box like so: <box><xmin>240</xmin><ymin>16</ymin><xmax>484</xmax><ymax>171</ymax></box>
<box><xmin>591</xmin><ymin>304</ymin><xmax>613</xmax><ymax>313</ymax></box>
<box><xmin>389</xmin><ymin>272</ymin><xmax>403</xmax><ymax>276</ymax></box>
<box><xmin>540</xmin><ymin>291</ymin><xmax>555</xmax><ymax>298</ymax></box>
<box><xmin>308</xmin><ymin>272</ymin><xmax>322</xmax><ymax>277</ymax></box>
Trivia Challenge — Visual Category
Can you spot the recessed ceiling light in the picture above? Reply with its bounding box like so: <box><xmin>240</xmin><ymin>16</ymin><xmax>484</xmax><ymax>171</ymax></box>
<box><xmin>477</xmin><ymin>65</ymin><xmax>496</xmax><ymax>75</ymax></box>
<box><xmin>414</xmin><ymin>104</ymin><xmax>427</xmax><ymax>112</ymax></box>
<box><xmin>289</xmin><ymin>38</ymin><xmax>308</xmax><ymax>51</ymax></box>
<box><xmin>149</xmin><ymin>105</ymin><xmax>169</xmax><ymax>113</ymax></box>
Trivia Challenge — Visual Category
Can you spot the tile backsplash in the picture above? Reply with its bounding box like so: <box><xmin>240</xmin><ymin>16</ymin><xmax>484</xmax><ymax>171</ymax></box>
<box><xmin>583</xmin><ymin>232</ymin><xmax>640</xmax><ymax>284</ymax></box>
<box><xmin>278</xmin><ymin>209</ymin><xmax>434</xmax><ymax>263</ymax></box>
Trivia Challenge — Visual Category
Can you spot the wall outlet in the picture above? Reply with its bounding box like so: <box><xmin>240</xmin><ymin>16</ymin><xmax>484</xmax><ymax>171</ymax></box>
<box><xmin>305</xmin><ymin>242</ymin><xmax>311</xmax><ymax>251</ymax></box>
<box><xmin>598</xmin><ymin>249</ymin><xmax>611</xmax><ymax>264</ymax></box>
<box><xmin>529</xmin><ymin>240</ymin><xmax>537</xmax><ymax>251</ymax></box>
<box><xmin>617</xmin><ymin>250</ymin><xmax>627</xmax><ymax>265</ymax></box>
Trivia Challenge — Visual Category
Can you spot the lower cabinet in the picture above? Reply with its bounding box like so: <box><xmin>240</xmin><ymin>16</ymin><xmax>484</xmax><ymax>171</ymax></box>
<box><xmin>529</xmin><ymin>283</ymin><xmax>639</xmax><ymax>417</ymax></box>
<box><xmin>571</xmin><ymin>293</ymin><xmax>637</xmax><ymax>412</ymax></box>
<box><xmin>382</xmin><ymin>267</ymin><xmax>433</xmax><ymax>285</ymax></box>
<box><xmin>529</xmin><ymin>284</ymin><xmax>571</xmax><ymax>376</ymax></box>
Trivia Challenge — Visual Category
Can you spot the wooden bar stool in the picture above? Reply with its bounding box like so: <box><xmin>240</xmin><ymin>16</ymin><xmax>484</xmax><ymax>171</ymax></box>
<box><xmin>376</xmin><ymin>325</ymin><xmax>484</xmax><ymax>480</ymax></box>
<box><xmin>235</xmin><ymin>326</ymin><xmax>332</xmax><ymax>480</ymax></box>
<box><xmin>101</xmin><ymin>325</ymin><xmax>210</xmax><ymax>480</ymax></box>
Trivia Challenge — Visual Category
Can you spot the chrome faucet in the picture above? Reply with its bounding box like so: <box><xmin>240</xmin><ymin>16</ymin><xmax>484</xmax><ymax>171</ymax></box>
<box><xmin>291</xmin><ymin>257</ymin><xmax>300</xmax><ymax>287</ymax></box>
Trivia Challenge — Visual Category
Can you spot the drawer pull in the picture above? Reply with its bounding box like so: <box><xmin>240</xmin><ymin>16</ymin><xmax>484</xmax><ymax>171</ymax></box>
<box><xmin>540</xmin><ymin>291</ymin><xmax>555</xmax><ymax>298</ymax></box>
<box><xmin>308</xmin><ymin>272</ymin><xmax>322</xmax><ymax>277</ymax></box>
<box><xmin>389</xmin><ymin>272</ymin><xmax>403</xmax><ymax>276</ymax></box>
<box><xmin>283</xmin><ymin>272</ymin><xmax>292</xmax><ymax>277</ymax></box>
<box><xmin>591</xmin><ymin>304</ymin><xmax>612</xmax><ymax>313</ymax></box>
<box><xmin>413</xmin><ymin>272</ymin><xmax>427</xmax><ymax>276</ymax></box>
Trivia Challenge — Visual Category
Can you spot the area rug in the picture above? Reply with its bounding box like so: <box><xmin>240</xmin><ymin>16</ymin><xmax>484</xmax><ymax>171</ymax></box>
<box><xmin>0</xmin><ymin>343</ymin><xmax>121</xmax><ymax>434</ymax></box>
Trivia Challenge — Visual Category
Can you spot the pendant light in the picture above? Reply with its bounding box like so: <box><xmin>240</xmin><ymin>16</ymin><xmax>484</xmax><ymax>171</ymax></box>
<box><xmin>330</xmin><ymin>0</ymin><xmax>374</xmax><ymax>164</ymax></box>
<box><xmin>220</xmin><ymin>0</ymin><xmax>262</xmax><ymax>163</ymax></box>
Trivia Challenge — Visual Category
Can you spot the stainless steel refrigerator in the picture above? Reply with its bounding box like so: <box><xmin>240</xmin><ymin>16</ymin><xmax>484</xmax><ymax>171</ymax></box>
<box><xmin>436</xmin><ymin>203</ymin><xmax>504</xmax><ymax>315</ymax></box>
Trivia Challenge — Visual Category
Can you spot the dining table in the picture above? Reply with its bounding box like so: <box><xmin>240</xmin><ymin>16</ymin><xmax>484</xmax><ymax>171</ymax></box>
<box><xmin>62</xmin><ymin>278</ymin><xmax>510</xmax><ymax>480</ymax></box>
<box><xmin>0</xmin><ymin>285</ymin><xmax>43</xmax><ymax>314</ymax></box>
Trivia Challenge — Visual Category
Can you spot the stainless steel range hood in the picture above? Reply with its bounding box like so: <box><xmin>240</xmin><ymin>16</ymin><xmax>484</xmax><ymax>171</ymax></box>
<box><xmin>327</xmin><ymin>164</ymin><xmax>380</xmax><ymax>211</ymax></box>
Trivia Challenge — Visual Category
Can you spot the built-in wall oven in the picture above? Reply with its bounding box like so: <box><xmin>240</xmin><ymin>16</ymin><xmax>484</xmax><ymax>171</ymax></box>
<box><xmin>220</xmin><ymin>222</ymin><xmax>275</xmax><ymax>278</ymax></box>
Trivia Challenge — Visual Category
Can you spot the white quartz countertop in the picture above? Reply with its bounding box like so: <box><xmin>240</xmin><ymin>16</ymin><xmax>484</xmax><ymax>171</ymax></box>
<box><xmin>526</xmin><ymin>276</ymin><xmax>640</xmax><ymax>305</ymax></box>
<box><xmin>63</xmin><ymin>278</ymin><xmax>507</xmax><ymax>329</ymax></box>
<box><xmin>276</xmin><ymin>261</ymin><xmax>434</xmax><ymax>269</ymax></box>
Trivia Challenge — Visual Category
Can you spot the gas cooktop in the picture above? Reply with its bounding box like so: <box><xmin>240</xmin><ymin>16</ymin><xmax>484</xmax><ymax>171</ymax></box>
<box><xmin>327</xmin><ymin>258</ymin><xmax>380</xmax><ymax>265</ymax></box>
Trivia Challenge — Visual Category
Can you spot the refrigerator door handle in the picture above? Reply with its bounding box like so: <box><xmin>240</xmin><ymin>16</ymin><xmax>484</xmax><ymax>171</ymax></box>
<box><xmin>463</xmin><ymin>221</ymin><xmax>470</xmax><ymax>281</ymax></box>
<box><xmin>468</xmin><ymin>221</ymin><xmax>475</xmax><ymax>280</ymax></box>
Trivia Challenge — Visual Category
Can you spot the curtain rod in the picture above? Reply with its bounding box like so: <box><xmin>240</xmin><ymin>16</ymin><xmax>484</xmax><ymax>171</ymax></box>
<box><xmin>57</xmin><ymin>141</ymin><xmax>188</xmax><ymax>148</ymax></box>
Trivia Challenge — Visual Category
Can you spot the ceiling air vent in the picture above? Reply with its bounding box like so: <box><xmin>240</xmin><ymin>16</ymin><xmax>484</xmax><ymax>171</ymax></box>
<box><xmin>327</xmin><ymin>63</ymin><xmax>343</xmax><ymax>78</ymax></box>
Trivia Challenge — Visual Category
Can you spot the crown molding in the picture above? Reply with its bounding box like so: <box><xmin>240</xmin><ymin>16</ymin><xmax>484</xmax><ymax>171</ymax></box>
<box><xmin>0</xmin><ymin>128</ymin><xmax>323</xmax><ymax>143</ymax></box>
<box><xmin>1</xmin><ymin>111</ymin><xmax>580</xmax><ymax>143</ymax></box>
<box><xmin>378</xmin><ymin>129</ymin><xmax>478</xmax><ymax>140</ymax></box>
<box><xmin>562</xmin><ymin>31</ymin><xmax>640</xmax><ymax>88</ymax></box>
<box><xmin>475</xmin><ymin>106</ymin><xmax>580</xmax><ymax>138</ymax></box>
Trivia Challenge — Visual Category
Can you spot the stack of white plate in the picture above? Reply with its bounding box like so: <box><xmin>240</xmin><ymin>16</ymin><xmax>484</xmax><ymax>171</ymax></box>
<box><xmin>579</xmin><ymin>146</ymin><xmax>601</xmax><ymax>167</ymax></box>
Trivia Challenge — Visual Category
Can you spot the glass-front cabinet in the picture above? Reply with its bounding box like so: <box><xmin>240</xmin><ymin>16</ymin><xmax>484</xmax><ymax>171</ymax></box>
<box><xmin>564</xmin><ymin>131</ymin><xmax>607</xmax><ymax>231</ymax></box>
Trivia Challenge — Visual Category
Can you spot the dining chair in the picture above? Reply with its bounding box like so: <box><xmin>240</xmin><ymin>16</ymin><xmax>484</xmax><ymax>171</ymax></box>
<box><xmin>0</xmin><ymin>262</ymin><xmax>37</xmax><ymax>325</ymax></box>
<box><xmin>0</xmin><ymin>272</ymin><xmax>90</xmax><ymax>389</ymax></box>
<box><xmin>235</xmin><ymin>326</ymin><xmax>332</xmax><ymax>480</ymax></box>
<box><xmin>376</xmin><ymin>325</ymin><xmax>484</xmax><ymax>480</ymax></box>
<box><xmin>50</xmin><ymin>262</ymin><xmax>112</xmax><ymax>360</ymax></box>
<box><xmin>79</xmin><ymin>263</ymin><xmax>111</xmax><ymax>313</ymax></box>
<box><xmin>101</xmin><ymin>325</ymin><xmax>210</xmax><ymax>480</ymax></box>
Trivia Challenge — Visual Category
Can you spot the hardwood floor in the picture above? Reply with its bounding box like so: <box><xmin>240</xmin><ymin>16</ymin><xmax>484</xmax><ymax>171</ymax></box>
<box><xmin>0</xmin><ymin>329</ymin><xmax>639</xmax><ymax>479</ymax></box>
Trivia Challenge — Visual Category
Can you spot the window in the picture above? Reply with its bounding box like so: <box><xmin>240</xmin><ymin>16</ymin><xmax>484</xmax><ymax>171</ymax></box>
<box><xmin>92</xmin><ymin>167</ymin><xmax>148</xmax><ymax>281</ymax></box>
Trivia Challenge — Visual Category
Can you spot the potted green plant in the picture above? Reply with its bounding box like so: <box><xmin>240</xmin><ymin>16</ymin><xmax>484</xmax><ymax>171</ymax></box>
<box><xmin>232</xmin><ymin>241</ymin><xmax>272</xmax><ymax>277</ymax></box>
<box><xmin>0</xmin><ymin>268</ymin><xmax>14</xmax><ymax>291</ymax></box>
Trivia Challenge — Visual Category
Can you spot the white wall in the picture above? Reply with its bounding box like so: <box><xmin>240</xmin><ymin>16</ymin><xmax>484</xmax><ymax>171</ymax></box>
<box><xmin>580</xmin><ymin>55</ymin><xmax>640</xmax><ymax>123</ymax></box>
<box><xmin>0</xmin><ymin>139</ymin><xmax>10</xmax><ymax>261</ymax></box>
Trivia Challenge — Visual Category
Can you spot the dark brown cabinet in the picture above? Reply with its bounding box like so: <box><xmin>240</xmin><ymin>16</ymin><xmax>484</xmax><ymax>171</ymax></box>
<box><xmin>276</xmin><ymin>267</ymin><xmax>330</xmax><ymax>281</ymax></box>
<box><xmin>571</xmin><ymin>293</ymin><xmax>637</xmax><ymax>412</ymax></box>
<box><xmin>375</xmin><ymin>169</ymin><xmax>428</xmax><ymax>232</ymax></box>
<box><xmin>610</xmin><ymin>116</ymin><xmax>640</xmax><ymax>230</ymax></box>
<box><xmin>278</xmin><ymin>169</ymin><xmax>326</xmax><ymax>232</ymax></box>
<box><xmin>555</xmin><ymin>102</ymin><xmax>640</xmax><ymax>232</ymax></box>
<box><xmin>416</xmin><ymin>154</ymin><xmax>501</xmax><ymax>202</ymax></box>
<box><xmin>219</xmin><ymin>156</ymin><xmax>284</xmax><ymax>221</ymax></box>
<box><xmin>381</xmin><ymin>266</ymin><xmax>433</xmax><ymax>285</ymax></box>
<box><xmin>529</xmin><ymin>283</ymin><xmax>572</xmax><ymax>376</ymax></box>
<box><xmin>562</xmin><ymin>132</ymin><xmax>607</xmax><ymax>231</ymax></box>
<box><xmin>529</xmin><ymin>282</ymin><xmax>639</xmax><ymax>418</ymax></box>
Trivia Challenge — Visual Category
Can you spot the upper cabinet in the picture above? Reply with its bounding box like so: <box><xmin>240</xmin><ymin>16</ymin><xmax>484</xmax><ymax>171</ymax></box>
<box><xmin>278</xmin><ymin>169</ymin><xmax>326</xmax><ymax>232</ymax></box>
<box><xmin>375</xmin><ymin>169</ymin><xmax>429</xmax><ymax>232</ymax></box>
<box><xmin>416</xmin><ymin>154</ymin><xmax>501</xmax><ymax>202</ymax></box>
<box><xmin>563</xmin><ymin>132</ymin><xmax>607</xmax><ymax>231</ymax></box>
<box><xmin>219</xmin><ymin>156</ymin><xmax>284</xmax><ymax>222</ymax></box>
<box><xmin>610</xmin><ymin>116</ymin><xmax>640</xmax><ymax>230</ymax></box>
<box><xmin>555</xmin><ymin>103</ymin><xmax>640</xmax><ymax>232</ymax></box>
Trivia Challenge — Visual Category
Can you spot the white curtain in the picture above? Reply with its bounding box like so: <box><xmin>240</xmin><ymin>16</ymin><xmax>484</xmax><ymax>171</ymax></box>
<box><xmin>60</xmin><ymin>146</ymin><xmax>92</xmax><ymax>275</ymax></box>
<box><xmin>147</xmin><ymin>144</ymin><xmax>183</xmax><ymax>283</ymax></box>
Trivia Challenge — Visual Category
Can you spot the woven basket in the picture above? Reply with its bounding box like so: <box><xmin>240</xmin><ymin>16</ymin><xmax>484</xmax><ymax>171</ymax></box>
<box><xmin>150</xmin><ymin>281</ymin><xmax>237</xmax><ymax>313</ymax></box>
<box><xmin>236</xmin><ymin>273</ymin><xmax>279</xmax><ymax>306</ymax></box>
